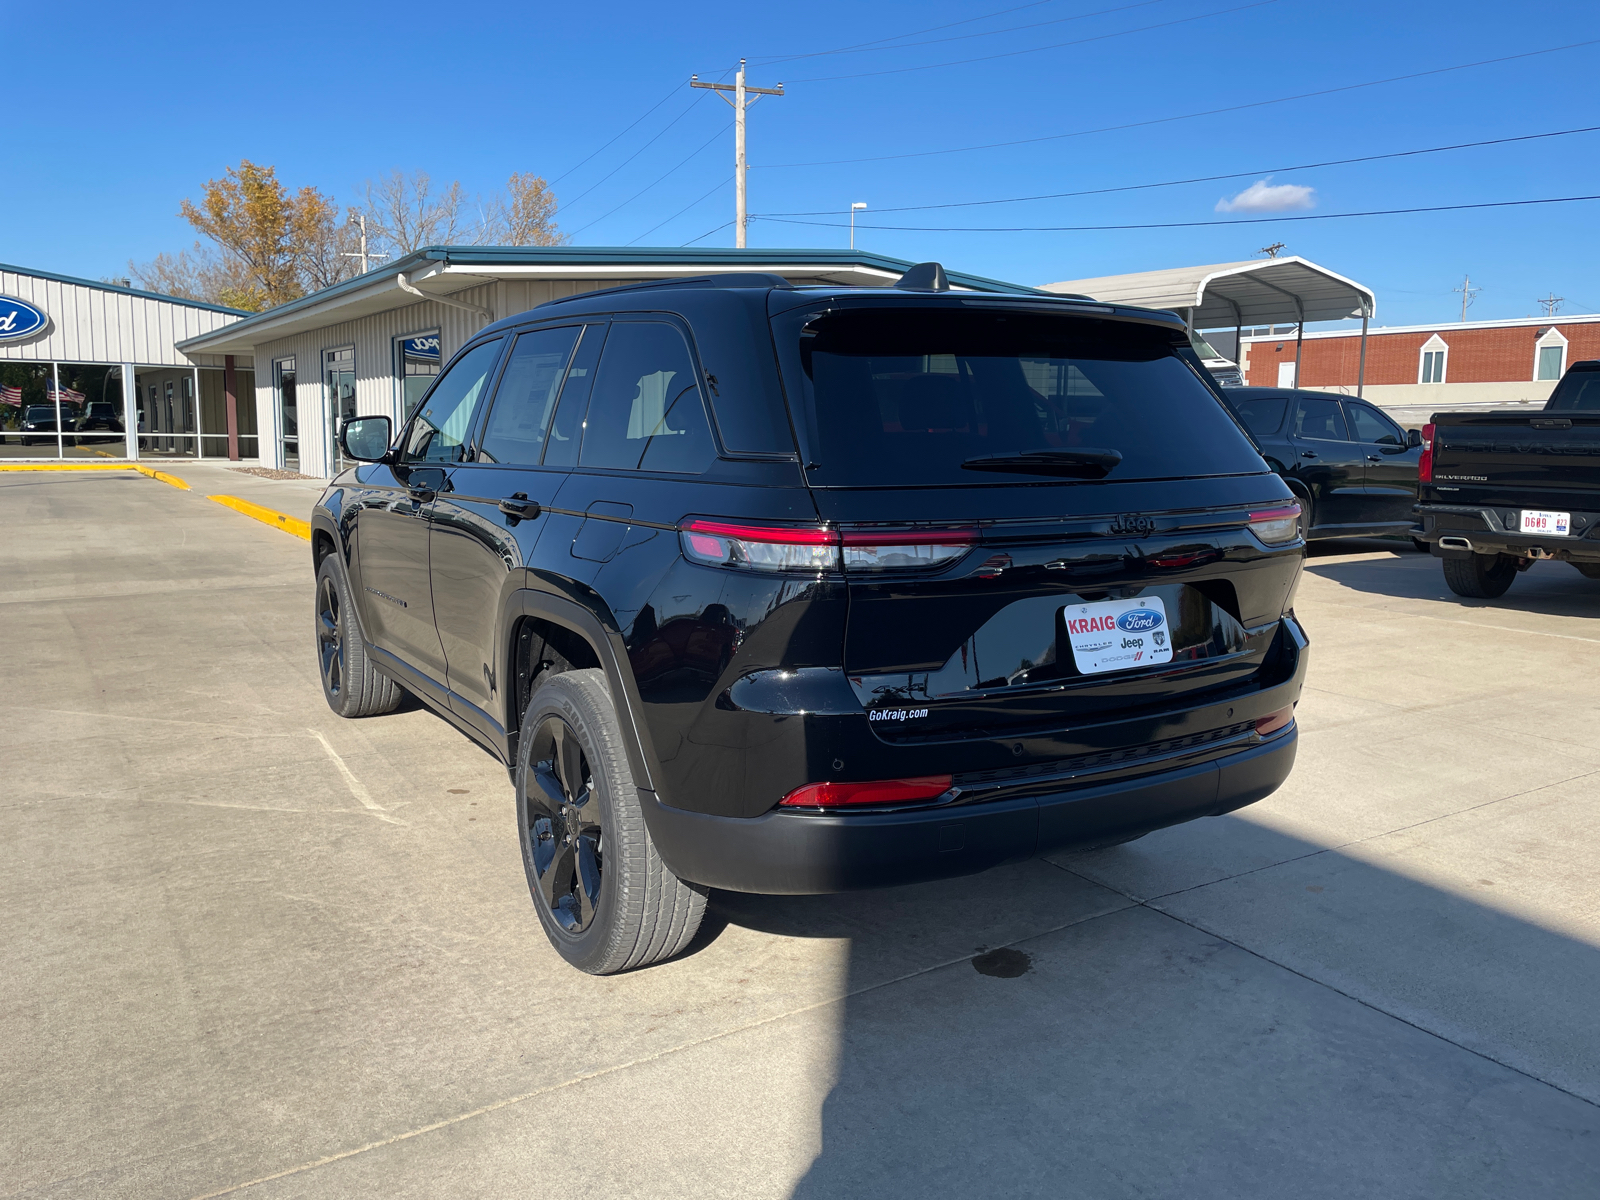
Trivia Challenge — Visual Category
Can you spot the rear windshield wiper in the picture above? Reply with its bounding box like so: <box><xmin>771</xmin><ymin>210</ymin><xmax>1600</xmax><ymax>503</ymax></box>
<box><xmin>960</xmin><ymin>448</ymin><xmax>1122</xmax><ymax>478</ymax></box>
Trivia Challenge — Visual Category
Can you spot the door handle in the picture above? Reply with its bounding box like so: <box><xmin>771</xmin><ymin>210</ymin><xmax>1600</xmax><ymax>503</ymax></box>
<box><xmin>1366</xmin><ymin>454</ymin><xmax>1382</xmax><ymax>462</ymax></box>
<box><xmin>498</xmin><ymin>494</ymin><xmax>542</xmax><ymax>522</ymax></box>
<box><xmin>1300</xmin><ymin>450</ymin><xmax>1318</xmax><ymax>459</ymax></box>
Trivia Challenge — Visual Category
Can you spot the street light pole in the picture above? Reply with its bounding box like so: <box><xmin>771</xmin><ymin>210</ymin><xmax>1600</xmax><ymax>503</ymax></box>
<box><xmin>850</xmin><ymin>202</ymin><xmax>867</xmax><ymax>250</ymax></box>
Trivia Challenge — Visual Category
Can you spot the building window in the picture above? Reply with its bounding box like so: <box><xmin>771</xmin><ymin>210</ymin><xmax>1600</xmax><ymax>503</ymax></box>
<box><xmin>324</xmin><ymin>346</ymin><xmax>356</xmax><ymax>474</ymax></box>
<box><xmin>1534</xmin><ymin>327</ymin><xmax>1568</xmax><ymax>381</ymax></box>
<box><xmin>1419</xmin><ymin>336</ymin><xmax>1448</xmax><ymax>384</ymax></box>
<box><xmin>275</xmin><ymin>357</ymin><xmax>298</xmax><ymax>472</ymax></box>
<box><xmin>396</xmin><ymin>331</ymin><xmax>441</xmax><ymax>420</ymax></box>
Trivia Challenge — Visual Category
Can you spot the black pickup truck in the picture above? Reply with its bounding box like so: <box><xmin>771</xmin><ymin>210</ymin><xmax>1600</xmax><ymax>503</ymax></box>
<box><xmin>1415</xmin><ymin>359</ymin><xmax>1600</xmax><ymax>597</ymax></box>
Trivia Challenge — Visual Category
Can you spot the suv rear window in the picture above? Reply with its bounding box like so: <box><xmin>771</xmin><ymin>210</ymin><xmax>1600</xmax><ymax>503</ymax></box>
<box><xmin>784</xmin><ymin>308</ymin><xmax>1262</xmax><ymax>486</ymax></box>
<box><xmin>1546</xmin><ymin>364</ymin><xmax>1600</xmax><ymax>411</ymax></box>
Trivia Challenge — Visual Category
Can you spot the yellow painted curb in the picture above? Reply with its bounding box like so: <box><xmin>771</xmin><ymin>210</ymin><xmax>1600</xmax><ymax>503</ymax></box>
<box><xmin>133</xmin><ymin>464</ymin><xmax>190</xmax><ymax>490</ymax></box>
<box><xmin>0</xmin><ymin>462</ymin><xmax>132</xmax><ymax>471</ymax></box>
<box><xmin>208</xmin><ymin>494</ymin><xmax>312</xmax><ymax>541</ymax></box>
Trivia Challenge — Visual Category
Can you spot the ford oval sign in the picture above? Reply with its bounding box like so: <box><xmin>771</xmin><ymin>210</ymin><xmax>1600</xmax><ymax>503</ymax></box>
<box><xmin>0</xmin><ymin>295</ymin><xmax>47</xmax><ymax>343</ymax></box>
<box><xmin>1115</xmin><ymin>608</ymin><xmax>1164</xmax><ymax>633</ymax></box>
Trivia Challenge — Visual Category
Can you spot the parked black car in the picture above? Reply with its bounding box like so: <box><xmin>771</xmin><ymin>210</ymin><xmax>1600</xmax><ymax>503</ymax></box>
<box><xmin>1415</xmin><ymin>359</ymin><xmax>1600</xmax><ymax>598</ymax></box>
<box><xmin>1224</xmin><ymin>387</ymin><xmax>1423</xmax><ymax>540</ymax></box>
<box><xmin>17</xmin><ymin>404</ymin><xmax>67</xmax><ymax>447</ymax></box>
<box><xmin>73</xmin><ymin>400</ymin><xmax>124</xmax><ymax>445</ymax></box>
<box><xmin>312</xmin><ymin>268</ymin><xmax>1310</xmax><ymax>973</ymax></box>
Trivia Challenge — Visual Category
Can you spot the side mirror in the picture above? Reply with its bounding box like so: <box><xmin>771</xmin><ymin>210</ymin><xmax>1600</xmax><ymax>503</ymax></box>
<box><xmin>1407</xmin><ymin>427</ymin><xmax>1423</xmax><ymax>448</ymax></box>
<box><xmin>342</xmin><ymin>415</ymin><xmax>392</xmax><ymax>462</ymax></box>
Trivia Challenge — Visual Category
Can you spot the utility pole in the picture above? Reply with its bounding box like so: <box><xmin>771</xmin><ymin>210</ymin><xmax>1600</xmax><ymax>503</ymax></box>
<box><xmin>1453</xmin><ymin>274</ymin><xmax>1481</xmax><ymax>323</ymax></box>
<box><xmin>850</xmin><ymin>202</ymin><xmax>867</xmax><ymax>250</ymax></box>
<box><xmin>1538</xmin><ymin>292</ymin><xmax>1565</xmax><ymax>318</ymax></box>
<box><xmin>691</xmin><ymin>60</ymin><xmax>783</xmax><ymax>248</ymax></box>
<box><xmin>1258</xmin><ymin>242</ymin><xmax>1286</xmax><ymax>259</ymax></box>
<box><xmin>341</xmin><ymin>214</ymin><xmax>389</xmax><ymax>274</ymax></box>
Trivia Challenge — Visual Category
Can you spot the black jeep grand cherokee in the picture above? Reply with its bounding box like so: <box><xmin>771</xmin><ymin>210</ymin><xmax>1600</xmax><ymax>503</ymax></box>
<box><xmin>312</xmin><ymin>266</ymin><xmax>1308</xmax><ymax>974</ymax></box>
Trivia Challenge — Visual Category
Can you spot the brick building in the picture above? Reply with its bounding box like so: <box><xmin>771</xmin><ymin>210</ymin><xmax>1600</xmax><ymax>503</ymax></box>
<box><xmin>1242</xmin><ymin>313</ymin><xmax>1600</xmax><ymax>407</ymax></box>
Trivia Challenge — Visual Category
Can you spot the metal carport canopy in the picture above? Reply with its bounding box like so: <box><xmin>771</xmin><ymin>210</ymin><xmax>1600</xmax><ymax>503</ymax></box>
<box><xmin>1039</xmin><ymin>256</ymin><xmax>1376</xmax><ymax>328</ymax></box>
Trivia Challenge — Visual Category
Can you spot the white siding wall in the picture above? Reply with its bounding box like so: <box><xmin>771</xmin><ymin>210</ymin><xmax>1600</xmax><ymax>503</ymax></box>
<box><xmin>251</xmin><ymin>277</ymin><xmax>644</xmax><ymax>475</ymax></box>
<box><xmin>0</xmin><ymin>269</ymin><xmax>242</xmax><ymax>366</ymax></box>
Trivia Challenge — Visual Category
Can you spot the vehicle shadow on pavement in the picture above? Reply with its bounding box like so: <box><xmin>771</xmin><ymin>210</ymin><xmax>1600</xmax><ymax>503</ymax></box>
<box><xmin>1304</xmin><ymin>539</ymin><xmax>1600</xmax><ymax>619</ymax></box>
<box><xmin>712</xmin><ymin>816</ymin><xmax>1600</xmax><ymax>1199</ymax></box>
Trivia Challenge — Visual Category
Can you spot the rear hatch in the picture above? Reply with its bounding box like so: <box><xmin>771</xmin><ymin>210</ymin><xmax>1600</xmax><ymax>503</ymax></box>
<box><xmin>770</xmin><ymin>298</ymin><xmax>1302</xmax><ymax>743</ymax></box>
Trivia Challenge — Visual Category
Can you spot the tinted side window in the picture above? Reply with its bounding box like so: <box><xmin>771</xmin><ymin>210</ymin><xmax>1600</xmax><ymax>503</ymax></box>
<box><xmin>1232</xmin><ymin>396</ymin><xmax>1287</xmax><ymax>436</ymax></box>
<box><xmin>1346</xmin><ymin>402</ymin><xmax>1402</xmax><ymax>446</ymax></box>
<box><xmin>1294</xmin><ymin>397</ymin><xmax>1349</xmax><ymax>441</ymax></box>
<box><xmin>580</xmin><ymin>321</ymin><xmax>717</xmax><ymax>473</ymax></box>
<box><xmin>478</xmin><ymin>327</ymin><xmax>582</xmax><ymax>466</ymax></box>
<box><xmin>403</xmin><ymin>339</ymin><xmax>503</xmax><ymax>464</ymax></box>
<box><xmin>1546</xmin><ymin>368</ymin><xmax>1600</xmax><ymax>411</ymax></box>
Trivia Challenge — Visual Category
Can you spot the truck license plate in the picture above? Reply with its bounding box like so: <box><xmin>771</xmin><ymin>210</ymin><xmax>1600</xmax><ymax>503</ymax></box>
<box><xmin>1063</xmin><ymin>597</ymin><xmax>1174</xmax><ymax>676</ymax></box>
<box><xmin>1520</xmin><ymin>510</ymin><xmax>1571</xmax><ymax>536</ymax></box>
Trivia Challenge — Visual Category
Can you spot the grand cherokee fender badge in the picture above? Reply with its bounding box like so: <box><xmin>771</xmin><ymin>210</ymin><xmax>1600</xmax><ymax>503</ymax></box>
<box><xmin>1107</xmin><ymin>513</ymin><xmax>1156</xmax><ymax>537</ymax></box>
<box><xmin>365</xmin><ymin>586</ymin><xmax>406</xmax><ymax>608</ymax></box>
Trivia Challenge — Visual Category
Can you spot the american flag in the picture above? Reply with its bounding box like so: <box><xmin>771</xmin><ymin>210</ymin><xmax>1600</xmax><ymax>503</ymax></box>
<box><xmin>0</xmin><ymin>385</ymin><xmax>21</xmax><ymax>407</ymax></box>
<box><xmin>46</xmin><ymin>380</ymin><xmax>86</xmax><ymax>404</ymax></box>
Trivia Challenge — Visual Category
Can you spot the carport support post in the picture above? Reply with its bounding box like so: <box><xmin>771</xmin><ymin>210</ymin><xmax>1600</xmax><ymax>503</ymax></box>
<box><xmin>224</xmin><ymin>355</ymin><xmax>239</xmax><ymax>460</ymax></box>
<box><xmin>1357</xmin><ymin>306</ymin><xmax>1370</xmax><ymax>399</ymax></box>
<box><xmin>1293</xmin><ymin>297</ymin><xmax>1305</xmax><ymax>389</ymax></box>
<box><xmin>122</xmin><ymin>363</ymin><xmax>138</xmax><ymax>460</ymax></box>
<box><xmin>193</xmin><ymin>367</ymin><xmax>204</xmax><ymax>460</ymax></box>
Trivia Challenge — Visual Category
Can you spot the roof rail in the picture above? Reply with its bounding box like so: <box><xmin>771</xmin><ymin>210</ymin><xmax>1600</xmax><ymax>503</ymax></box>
<box><xmin>540</xmin><ymin>273</ymin><xmax>794</xmax><ymax>307</ymax></box>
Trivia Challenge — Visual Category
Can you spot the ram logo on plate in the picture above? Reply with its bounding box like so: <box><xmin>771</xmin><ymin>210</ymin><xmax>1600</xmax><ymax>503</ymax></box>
<box><xmin>1063</xmin><ymin>596</ymin><xmax>1174</xmax><ymax>675</ymax></box>
<box><xmin>0</xmin><ymin>295</ymin><xmax>48</xmax><ymax>343</ymax></box>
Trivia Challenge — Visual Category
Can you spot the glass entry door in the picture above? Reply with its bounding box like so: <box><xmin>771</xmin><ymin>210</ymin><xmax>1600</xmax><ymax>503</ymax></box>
<box><xmin>324</xmin><ymin>347</ymin><xmax>356</xmax><ymax>474</ymax></box>
<box><xmin>275</xmin><ymin>358</ymin><xmax>298</xmax><ymax>471</ymax></box>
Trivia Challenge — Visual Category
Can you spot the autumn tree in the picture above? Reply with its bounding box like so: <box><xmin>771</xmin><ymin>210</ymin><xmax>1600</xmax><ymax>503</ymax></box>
<box><xmin>485</xmin><ymin>173</ymin><xmax>565</xmax><ymax>246</ymax></box>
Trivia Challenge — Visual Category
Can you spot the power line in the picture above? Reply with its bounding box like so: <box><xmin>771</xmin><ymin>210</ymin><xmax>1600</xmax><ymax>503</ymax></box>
<box><xmin>748</xmin><ymin>0</ymin><xmax>1171</xmax><ymax>67</ymax></box>
<box><xmin>754</xmin><ymin>125</ymin><xmax>1600</xmax><ymax>216</ymax></box>
<box><xmin>568</xmin><ymin>122</ymin><xmax>732</xmax><ymax>236</ymax></box>
<box><xmin>682</xmin><ymin>220</ymin><xmax>735</xmax><ymax>247</ymax></box>
<box><xmin>751</xmin><ymin>193</ymin><xmax>1600</xmax><ymax>233</ymax></box>
<box><xmin>754</xmin><ymin>38</ymin><xmax>1600</xmax><ymax>168</ymax></box>
<box><xmin>785</xmin><ymin>0</ymin><xmax>1281</xmax><ymax>83</ymax></box>
<box><xmin>627</xmin><ymin>174</ymin><xmax>735</xmax><ymax>246</ymax></box>
<box><xmin>562</xmin><ymin>70</ymin><xmax>732</xmax><ymax>212</ymax></box>
<box><xmin>743</xmin><ymin>0</ymin><xmax>1066</xmax><ymax>66</ymax></box>
<box><xmin>549</xmin><ymin>81</ymin><xmax>684</xmax><ymax>186</ymax></box>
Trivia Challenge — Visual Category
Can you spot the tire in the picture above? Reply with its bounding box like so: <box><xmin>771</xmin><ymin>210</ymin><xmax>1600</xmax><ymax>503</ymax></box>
<box><xmin>1442</xmin><ymin>553</ymin><xmax>1517</xmax><ymax>599</ymax></box>
<box><xmin>1572</xmin><ymin>561</ymin><xmax>1600</xmax><ymax>580</ymax></box>
<box><xmin>515</xmin><ymin>668</ymin><xmax>706</xmax><ymax>975</ymax></box>
<box><xmin>314</xmin><ymin>554</ymin><xmax>402</xmax><ymax>717</ymax></box>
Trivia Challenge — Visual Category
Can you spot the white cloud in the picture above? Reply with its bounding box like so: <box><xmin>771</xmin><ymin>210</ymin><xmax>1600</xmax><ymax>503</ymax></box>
<box><xmin>1215</xmin><ymin>178</ymin><xmax>1316</xmax><ymax>214</ymax></box>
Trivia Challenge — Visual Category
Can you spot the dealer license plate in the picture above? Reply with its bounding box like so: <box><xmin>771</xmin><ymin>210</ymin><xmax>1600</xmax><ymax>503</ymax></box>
<box><xmin>1063</xmin><ymin>596</ymin><xmax>1174</xmax><ymax>676</ymax></box>
<box><xmin>1520</xmin><ymin>510</ymin><xmax>1571</xmax><ymax>537</ymax></box>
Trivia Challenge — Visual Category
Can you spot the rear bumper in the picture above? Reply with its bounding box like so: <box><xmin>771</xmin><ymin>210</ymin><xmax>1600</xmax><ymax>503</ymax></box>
<box><xmin>643</xmin><ymin>729</ymin><xmax>1296</xmax><ymax>894</ymax></box>
<box><xmin>1417</xmin><ymin>503</ymin><xmax>1600</xmax><ymax>562</ymax></box>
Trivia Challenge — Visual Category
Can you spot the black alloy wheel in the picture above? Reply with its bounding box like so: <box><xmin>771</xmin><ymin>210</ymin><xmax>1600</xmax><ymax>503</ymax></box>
<box><xmin>316</xmin><ymin>571</ymin><xmax>346</xmax><ymax>700</ymax></box>
<box><xmin>523</xmin><ymin>716</ymin><xmax>604</xmax><ymax>934</ymax></box>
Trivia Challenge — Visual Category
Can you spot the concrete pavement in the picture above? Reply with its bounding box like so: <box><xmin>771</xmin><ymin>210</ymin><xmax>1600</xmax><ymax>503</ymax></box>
<box><xmin>2</xmin><ymin>470</ymin><xmax>1597</xmax><ymax>1198</ymax></box>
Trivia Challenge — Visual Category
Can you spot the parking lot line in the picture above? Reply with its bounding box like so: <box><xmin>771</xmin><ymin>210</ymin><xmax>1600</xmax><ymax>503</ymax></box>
<box><xmin>207</xmin><ymin>494</ymin><xmax>312</xmax><ymax>540</ymax></box>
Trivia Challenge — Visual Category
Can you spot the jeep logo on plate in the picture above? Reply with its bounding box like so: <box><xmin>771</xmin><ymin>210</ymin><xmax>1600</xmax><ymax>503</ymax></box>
<box><xmin>1116</xmin><ymin>608</ymin><xmax>1164</xmax><ymax>633</ymax></box>
<box><xmin>1107</xmin><ymin>513</ymin><xmax>1156</xmax><ymax>537</ymax></box>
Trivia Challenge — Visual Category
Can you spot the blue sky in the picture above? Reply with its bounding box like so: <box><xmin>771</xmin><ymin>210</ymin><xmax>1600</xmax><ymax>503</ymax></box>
<box><xmin>7</xmin><ymin>0</ymin><xmax>1599</xmax><ymax>328</ymax></box>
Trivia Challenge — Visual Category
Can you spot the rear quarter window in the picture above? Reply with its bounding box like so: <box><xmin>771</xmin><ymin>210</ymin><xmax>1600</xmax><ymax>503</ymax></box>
<box><xmin>1230</xmin><ymin>395</ymin><xmax>1288</xmax><ymax>436</ymax></box>
<box><xmin>777</xmin><ymin>307</ymin><xmax>1265</xmax><ymax>487</ymax></box>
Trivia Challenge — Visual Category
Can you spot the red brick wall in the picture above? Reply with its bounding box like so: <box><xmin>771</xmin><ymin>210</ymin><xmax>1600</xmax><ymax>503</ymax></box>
<box><xmin>1242</xmin><ymin>321</ymin><xmax>1600</xmax><ymax>387</ymax></box>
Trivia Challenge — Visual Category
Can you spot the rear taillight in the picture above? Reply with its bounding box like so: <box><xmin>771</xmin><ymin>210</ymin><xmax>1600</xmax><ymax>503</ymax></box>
<box><xmin>1248</xmin><ymin>504</ymin><xmax>1302</xmax><ymax>545</ymax></box>
<box><xmin>1255</xmin><ymin>705</ymin><xmax>1295</xmax><ymax>736</ymax></box>
<box><xmin>679</xmin><ymin>519</ymin><xmax>977</xmax><ymax>573</ymax></box>
<box><xmin>779</xmin><ymin>775</ymin><xmax>955</xmax><ymax>809</ymax></box>
<box><xmin>840</xmin><ymin>527</ymin><xmax>975</xmax><ymax>571</ymax></box>
<box><xmin>679</xmin><ymin>519</ymin><xmax>839</xmax><ymax>572</ymax></box>
<box><xmin>1418</xmin><ymin>423</ymin><xmax>1434</xmax><ymax>482</ymax></box>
